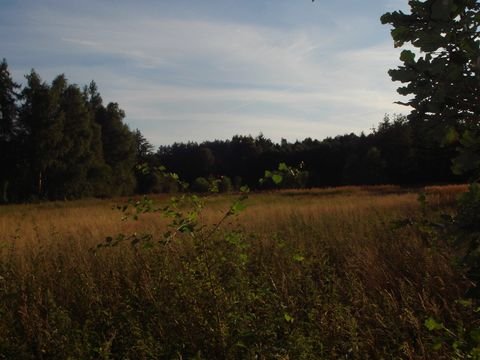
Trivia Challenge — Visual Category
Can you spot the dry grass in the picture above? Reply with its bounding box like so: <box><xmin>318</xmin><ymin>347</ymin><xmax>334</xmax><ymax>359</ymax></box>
<box><xmin>0</xmin><ymin>184</ymin><xmax>466</xmax><ymax>246</ymax></box>
<box><xmin>0</xmin><ymin>185</ymin><xmax>475</xmax><ymax>359</ymax></box>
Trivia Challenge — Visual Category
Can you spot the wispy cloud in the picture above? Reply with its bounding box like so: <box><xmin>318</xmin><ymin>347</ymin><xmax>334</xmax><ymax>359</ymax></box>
<box><xmin>3</xmin><ymin>0</ymin><xmax>408</xmax><ymax>145</ymax></box>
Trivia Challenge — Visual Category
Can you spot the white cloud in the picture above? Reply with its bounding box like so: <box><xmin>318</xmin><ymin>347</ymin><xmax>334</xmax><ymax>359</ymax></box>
<box><xmin>8</xmin><ymin>2</ymin><xmax>409</xmax><ymax>145</ymax></box>
<box><xmin>140</xmin><ymin>112</ymin><xmax>370</xmax><ymax>146</ymax></box>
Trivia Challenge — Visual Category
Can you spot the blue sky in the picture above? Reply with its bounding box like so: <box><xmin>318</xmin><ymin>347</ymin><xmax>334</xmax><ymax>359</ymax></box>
<box><xmin>1</xmin><ymin>0</ymin><xmax>410</xmax><ymax>146</ymax></box>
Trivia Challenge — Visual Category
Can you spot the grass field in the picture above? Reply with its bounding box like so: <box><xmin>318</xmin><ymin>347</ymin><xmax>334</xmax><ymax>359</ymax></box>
<box><xmin>0</xmin><ymin>184</ymin><xmax>476</xmax><ymax>359</ymax></box>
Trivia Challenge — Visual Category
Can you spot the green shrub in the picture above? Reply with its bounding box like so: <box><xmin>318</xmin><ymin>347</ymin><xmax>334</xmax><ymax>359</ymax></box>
<box><xmin>192</xmin><ymin>177</ymin><xmax>210</xmax><ymax>193</ymax></box>
<box><xmin>454</xmin><ymin>183</ymin><xmax>480</xmax><ymax>296</ymax></box>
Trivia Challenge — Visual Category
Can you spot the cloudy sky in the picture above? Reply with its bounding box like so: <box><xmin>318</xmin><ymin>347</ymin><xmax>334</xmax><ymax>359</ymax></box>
<box><xmin>1</xmin><ymin>0</ymin><xmax>410</xmax><ymax>146</ymax></box>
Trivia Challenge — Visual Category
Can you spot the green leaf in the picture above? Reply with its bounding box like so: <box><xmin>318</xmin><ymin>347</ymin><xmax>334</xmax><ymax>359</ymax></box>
<box><xmin>470</xmin><ymin>328</ymin><xmax>480</xmax><ymax>343</ymax></box>
<box><xmin>230</xmin><ymin>201</ymin><xmax>247</xmax><ymax>215</ymax></box>
<box><xmin>425</xmin><ymin>317</ymin><xmax>444</xmax><ymax>331</ymax></box>
<box><xmin>272</xmin><ymin>174</ymin><xmax>283</xmax><ymax>184</ymax></box>
<box><xmin>457</xmin><ymin>299</ymin><xmax>473</xmax><ymax>307</ymax></box>
<box><xmin>284</xmin><ymin>313</ymin><xmax>294</xmax><ymax>323</ymax></box>
<box><xmin>278</xmin><ymin>163</ymin><xmax>288</xmax><ymax>171</ymax></box>
<box><xmin>443</xmin><ymin>127</ymin><xmax>458</xmax><ymax>145</ymax></box>
<box><xmin>431</xmin><ymin>0</ymin><xmax>453</xmax><ymax>21</ymax></box>
<box><xmin>293</xmin><ymin>254</ymin><xmax>305</xmax><ymax>262</ymax></box>
<box><xmin>390</xmin><ymin>26</ymin><xmax>410</xmax><ymax>47</ymax></box>
<box><xmin>142</xmin><ymin>242</ymin><xmax>154</xmax><ymax>249</ymax></box>
<box><xmin>452</xmin><ymin>149</ymin><xmax>480</xmax><ymax>175</ymax></box>
<box><xmin>240</xmin><ymin>185</ymin><xmax>250</xmax><ymax>193</ymax></box>
<box><xmin>239</xmin><ymin>253</ymin><xmax>248</xmax><ymax>264</ymax></box>
<box><xmin>264</xmin><ymin>170</ymin><xmax>273</xmax><ymax>178</ymax></box>
<box><xmin>460</xmin><ymin>130</ymin><xmax>479</xmax><ymax>148</ymax></box>
<box><xmin>400</xmin><ymin>50</ymin><xmax>415</xmax><ymax>63</ymax></box>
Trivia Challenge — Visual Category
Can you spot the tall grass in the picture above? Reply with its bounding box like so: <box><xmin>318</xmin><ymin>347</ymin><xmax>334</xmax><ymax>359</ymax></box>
<box><xmin>0</xmin><ymin>185</ymin><xmax>475</xmax><ymax>359</ymax></box>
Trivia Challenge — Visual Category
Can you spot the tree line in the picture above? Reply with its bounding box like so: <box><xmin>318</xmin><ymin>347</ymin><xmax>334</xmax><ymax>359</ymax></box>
<box><xmin>0</xmin><ymin>59</ymin><xmax>467</xmax><ymax>202</ymax></box>
<box><xmin>149</xmin><ymin>114</ymin><xmax>465</xmax><ymax>192</ymax></box>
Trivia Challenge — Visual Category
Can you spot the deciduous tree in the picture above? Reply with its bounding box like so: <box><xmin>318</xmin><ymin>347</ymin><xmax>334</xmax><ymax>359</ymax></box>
<box><xmin>381</xmin><ymin>0</ymin><xmax>480</xmax><ymax>178</ymax></box>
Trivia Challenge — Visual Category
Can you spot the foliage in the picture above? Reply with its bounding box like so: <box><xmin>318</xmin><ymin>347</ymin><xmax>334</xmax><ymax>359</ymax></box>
<box><xmin>218</xmin><ymin>176</ymin><xmax>233</xmax><ymax>193</ymax></box>
<box><xmin>381</xmin><ymin>0</ymin><xmax>480</xmax><ymax>126</ymax></box>
<box><xmin>0</xmin><ymin>59</ymin><xmax>19</xmax><ymax>140</ymax></box>
<box><xmin>157</xmin><ymin>121</ymin><xmax>463</xmax><ymax>191</ymax></box>
<box><xmin>0</xmin><ymin>59</ymin><xmax>20</xmax><ymax>203</ymax></box>
<box><xmin>192</xmin><ymin>177</ymin><xmax>211</xmax><ymax>193</ymax></box>
<box><xmin>382</xmin><ymin>8</ymin><xmax>480</xmax><ymax>358</ymax></box>
<box><xmin>342</xmin><ymin>146</ymin><xmax>386</xmax><ymax>185</ymax></box>
<box><xmin>0</xmin><ymin>63</ymin><xmax>142</xmax><ymax>201</ymax></box>
<box><xmin>453</xmin><ymin>183</ymin><xmax>480</xmax><ymax>297</ymax></box>
<box><xmin>382</xmin><ymin>0</ymin><xmax>480</xmax><ymax>182</ymax></box>
<box><xmin>92</xmin><ymin>99</ymin><xmax>137</xmax><ymax>196</ymax></box>
<box><xmin>453</xmin><ymin>129</ymin><xmax>480</xmax><ymax>180</ymax></box>
<box><xmin>424</xmin><ymin>310</ymin><xmax>480</xmax><ymax>359</ymax></box>
<box><xmin>393</xmin><ymin>186</ymin><xmax>480</xmax><ymax>356</ymax></box>
<box><xmin>260</xmin><ymin>162</ymin><xmax>309</xmax><ymax>189</ymax></box>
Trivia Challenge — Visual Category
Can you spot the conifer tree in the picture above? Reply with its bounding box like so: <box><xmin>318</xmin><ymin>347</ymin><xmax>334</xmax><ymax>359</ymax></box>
<box><xmin>95</xmin><ymin>102</ymin><xmax>136</xmax><ymax>195</ymax></box>
<box><xmin>19</xmin><ymin>70</ymin><xmax>64</xmax><ymax>198</ymax></box>
<box><xmin>0</xmin><ymin>59</ymin><xmax>20</xmax><ymax>202</ymax></box>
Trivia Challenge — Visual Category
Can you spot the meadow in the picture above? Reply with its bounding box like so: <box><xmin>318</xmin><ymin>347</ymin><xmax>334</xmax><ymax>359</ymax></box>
<box><xmin>0</xmin><ymin>184</ymin><xmax>477</xmax><ymax>359</ymax></box>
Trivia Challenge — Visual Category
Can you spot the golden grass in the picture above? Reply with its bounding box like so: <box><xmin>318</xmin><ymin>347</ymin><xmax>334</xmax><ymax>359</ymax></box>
<box><xmin>0</xmin><ymin>184</ymin><xmax>467</xmax><ymax>253</ymax></box>
<box><xmin>0</xmin><ymin>184</ymin><xmax>474</xmax><ymax>359</ymax></box>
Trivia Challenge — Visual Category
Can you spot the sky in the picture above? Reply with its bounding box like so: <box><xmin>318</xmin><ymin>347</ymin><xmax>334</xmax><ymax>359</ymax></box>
<box><xmin>1</xmin><ymin>0</ymin><xmax>411</xmax><ymax>147</ymax></box>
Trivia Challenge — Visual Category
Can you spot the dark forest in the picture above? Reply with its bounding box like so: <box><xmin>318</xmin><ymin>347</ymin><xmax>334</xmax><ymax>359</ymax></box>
<box><xmin>0</xmin><ymin>59</ymin><xmax>467</xmax><ymax>202</ymax></box>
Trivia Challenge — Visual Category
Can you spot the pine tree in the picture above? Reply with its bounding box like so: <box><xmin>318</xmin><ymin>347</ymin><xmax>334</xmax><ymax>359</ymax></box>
<box><xmin>19</xmin><ymin>71</ymin><xmax>64</xmax><ymax>198</ymax></box>
<box><xmin>95</xmin><ymin>102</ymin><xmax>136</xmax><ymax>196</ymax></box>
<box><xmin>55</xmin><ymin>83</ymin><xmax>99</xmax><ymax>198</ymax></box>
<box><xmin>0</xmin><ymin>59</ymin><xmax>20</xmax><ymax>202</ymax></box>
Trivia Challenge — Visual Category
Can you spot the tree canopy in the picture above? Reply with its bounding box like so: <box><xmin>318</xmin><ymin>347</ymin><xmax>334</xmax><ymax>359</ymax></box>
<box><xmin>381</xmin><ymin>0</ymin><xmax>480</xmax><ymax>126</ymax></box>
<box><xmin>0</xmin><ymin>61</ymin><xmax>141</xmax><ymax>202</ymax></box>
